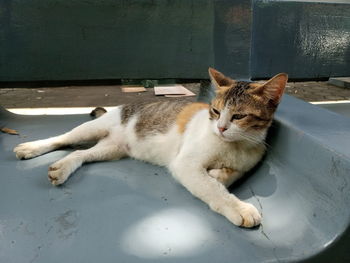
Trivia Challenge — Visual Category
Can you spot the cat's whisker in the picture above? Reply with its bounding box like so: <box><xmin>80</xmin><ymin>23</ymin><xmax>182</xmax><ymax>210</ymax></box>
<box><xmin>236</xmin><ymin>132</ymin><xmax>260</xmax><ymax>143</ymax></box>
<box><xmin>236</xmin><ymin>132</ymin><xmax>271</xmax><ymax>149</ymax></box>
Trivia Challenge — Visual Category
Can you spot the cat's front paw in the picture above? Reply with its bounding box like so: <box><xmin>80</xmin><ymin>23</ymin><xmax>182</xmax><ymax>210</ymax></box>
<box><xmin>223</xmin><ymin>201</ymin><xmax>261</xmax><ymax>228</ymax></box>
<box><xmin>48</xmin><ymin>161</ymin><xmax>72</xmax><ymax>186</ymax></box>
<box><xmin>14</xmin><ymin>141</ymin><xmax>45</xmax><ymax>159</ymax></box>
<box><xmin>236</xmin><ymin>202</ymin><xmax>261</xmax><ymax>228</ymax></box>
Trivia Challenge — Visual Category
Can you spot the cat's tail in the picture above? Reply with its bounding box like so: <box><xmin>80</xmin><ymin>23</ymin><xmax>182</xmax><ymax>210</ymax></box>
<box><xmin>90</xmin><ymin>107</ymin><xmax>107</xmax><ymax>118</ymax></box>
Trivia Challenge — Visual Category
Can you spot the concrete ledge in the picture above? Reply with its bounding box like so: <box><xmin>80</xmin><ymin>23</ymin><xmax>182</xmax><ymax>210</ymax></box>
<box><xmin>328</xmin><ymin>77</ymin><xmax>350</xmax><ymax>89</ymax></box>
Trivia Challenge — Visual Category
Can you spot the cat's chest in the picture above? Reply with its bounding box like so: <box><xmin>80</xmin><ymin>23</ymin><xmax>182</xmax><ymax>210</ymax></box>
<box><xmin>206</xmin><ymin>142</ymin><xmax>265</xmax><ymax>172</ymax></box>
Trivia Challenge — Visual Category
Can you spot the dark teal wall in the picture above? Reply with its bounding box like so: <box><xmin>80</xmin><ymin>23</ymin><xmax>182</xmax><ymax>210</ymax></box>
<box><xmin>213</xmin><ymin>0</ymin><xmax>252</xmax><ymax>80</ymax></box>
<box><xmin>0</xmin><ymin>0</ymin><xmax>216</xmax><ymax>81</ymax></box>
<box><xmin>0</xmin><ymin>0</ymin><xmax>349</xmax><ymax>81</ymax></box>
<box><xmin>251</xmin><ymin>0</ymin><xmax>350</xmax><ymax>79</ymax></box>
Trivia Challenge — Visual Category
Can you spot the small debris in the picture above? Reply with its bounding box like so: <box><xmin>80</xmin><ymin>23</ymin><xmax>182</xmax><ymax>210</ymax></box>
<box><xmin>163</xmin><ymin>247</ymin><xmax>171</xmax><ymax>256</ymax></box>
<box><xmin>1</xmin><ymin>127</ymin><xmax>19</xmax><ymax>135</ymax></box>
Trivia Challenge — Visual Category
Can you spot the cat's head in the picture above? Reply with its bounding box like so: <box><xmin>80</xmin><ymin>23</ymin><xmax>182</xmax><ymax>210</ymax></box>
<box><xmin>208</xmin><ymin>68</ymin><xmax>288</xmax><ymax>143</ymax></box>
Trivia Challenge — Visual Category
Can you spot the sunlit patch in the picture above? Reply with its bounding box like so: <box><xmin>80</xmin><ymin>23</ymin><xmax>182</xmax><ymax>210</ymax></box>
<box><xmin>7</xmin><ymin>106</ymin><xmax>118</xmax><ymax>115</ymax></box>
<box><xmin>311</xmin><ymin>100</ymin><xmax>350</xmax><ymax>105</ymax></box>
<box><xmin>120</xmin><ymin>208</ymin><xmax>215</xmax><ymax>259</ymax></box>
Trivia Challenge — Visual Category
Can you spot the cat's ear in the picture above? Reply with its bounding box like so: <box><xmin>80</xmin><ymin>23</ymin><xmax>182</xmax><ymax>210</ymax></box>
<box><xmin>208</xmin><ymin>67</ymin><xmax>235</xmax><ymax>91</ymax></box>
<box><xmin>250</xmin><ymin>73</ymin><xmax>288</xmax><ymax>105</ymax></box>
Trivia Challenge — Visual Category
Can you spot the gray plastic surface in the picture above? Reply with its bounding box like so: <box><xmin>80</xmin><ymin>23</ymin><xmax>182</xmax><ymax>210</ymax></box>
<box><xmin>317</xmin><ymin>102</ymin><xmax>350</xmax><ymax>118</ymax></box>
<box><xmin>1</xmin><ymin>95</ymin><xmax>350</xmax><ymax>262</ymax></box>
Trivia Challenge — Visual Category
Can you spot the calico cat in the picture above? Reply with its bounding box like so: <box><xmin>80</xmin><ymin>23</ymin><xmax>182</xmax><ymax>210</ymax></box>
<box><xmin>14</xmin><ymin>68</ymin><xmax>287</xmax><ymax>228</ymax></box>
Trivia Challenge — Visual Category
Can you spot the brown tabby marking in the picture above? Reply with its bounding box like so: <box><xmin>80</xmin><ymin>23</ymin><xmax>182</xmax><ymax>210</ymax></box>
<box><xmin>121</xmin><ymin>101</ymin><xmax>191</xmax><ymax>138</ymax></box>
<box><xmin>176</xmin><ymin>103</ymin><xmax>209</xmax><ymax>133</ymax></box>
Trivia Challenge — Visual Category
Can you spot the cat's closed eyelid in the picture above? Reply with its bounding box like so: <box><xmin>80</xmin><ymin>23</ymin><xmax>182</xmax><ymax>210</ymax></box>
<box><xmin>249</xmin><ymin>114</ymin><xmax>269</xmax><ymax>121</ymax></box>
<box><xmin>231</xmin><ymin>114</ymin><xmax>247</xmax><ymax>121</ymax></box>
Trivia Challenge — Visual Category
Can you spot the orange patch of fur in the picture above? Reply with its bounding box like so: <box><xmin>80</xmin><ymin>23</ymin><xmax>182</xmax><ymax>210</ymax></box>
<box><xmin>176</xmin><ymin>103</ymin><xmax>209</xmax><ymax>133</ymax></box>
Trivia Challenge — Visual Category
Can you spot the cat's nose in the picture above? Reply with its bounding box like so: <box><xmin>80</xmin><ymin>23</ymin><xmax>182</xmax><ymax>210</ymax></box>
<box><xmin>218</xmin><ymin>127</ymin><xmax>227</xmax><ymax>133</ymax></box>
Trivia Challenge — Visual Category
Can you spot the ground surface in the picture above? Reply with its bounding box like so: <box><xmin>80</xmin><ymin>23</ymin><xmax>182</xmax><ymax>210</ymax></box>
<box><xmin>0</xmin><ymin>81</ymin><xmax>349</xmax><ymax>109</ymax></box>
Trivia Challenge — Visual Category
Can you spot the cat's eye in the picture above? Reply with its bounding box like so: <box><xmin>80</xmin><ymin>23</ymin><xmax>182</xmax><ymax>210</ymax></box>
<box><xmin>212</xmin><ymin>108</ymin><xmax>220</xmax><ymax>115</ymax></box>
<box><xmin>231</xmin><ymin>114</ymin><xmax>247</xmax><ymax>121</ymax></box>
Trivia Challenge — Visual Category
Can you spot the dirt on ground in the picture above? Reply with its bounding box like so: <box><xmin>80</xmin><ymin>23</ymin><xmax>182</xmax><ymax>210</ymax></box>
<box><xmin>0</xmin><ymin>81</ymin><xmax>349</xmax><ymax>109</ymax></box>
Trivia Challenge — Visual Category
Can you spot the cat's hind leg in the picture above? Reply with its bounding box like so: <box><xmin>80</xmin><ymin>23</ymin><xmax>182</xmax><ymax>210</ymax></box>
<box><xmin>14</xmin><ymin>109</ymin><xmax>118</xmax><ymax>159</ymax></box>
<box><xmin>48</xmin><ymin>136</ymin><xmax>126</xmax><ymax>185</ymax></box>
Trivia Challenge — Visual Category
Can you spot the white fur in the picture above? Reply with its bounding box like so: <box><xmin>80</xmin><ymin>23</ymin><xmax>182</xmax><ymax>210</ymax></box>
<box><xmin>125</xmin><ymin>119</ymin><xmax>182</xmax><ymax>166</ymax></box>
<box><xmin>14</xmin><ymin>106</ymin><xmax>266</xmax><ymax>227</ymax></box>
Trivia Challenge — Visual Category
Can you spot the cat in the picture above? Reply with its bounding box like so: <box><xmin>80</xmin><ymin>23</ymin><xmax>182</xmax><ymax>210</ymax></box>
<box><xmin>14</xmin><ymin>68</ymin><xmax>287</xmax><ymax>228</ymax></box>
